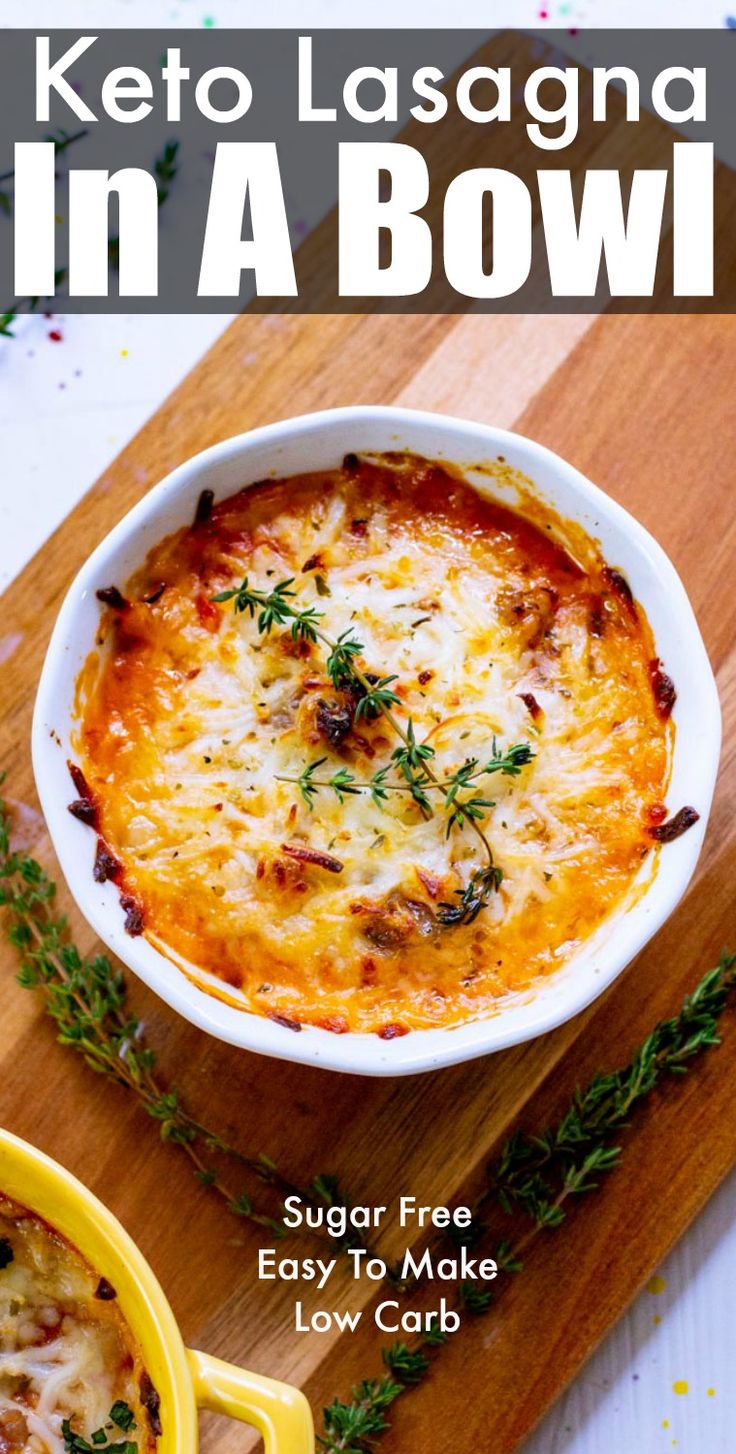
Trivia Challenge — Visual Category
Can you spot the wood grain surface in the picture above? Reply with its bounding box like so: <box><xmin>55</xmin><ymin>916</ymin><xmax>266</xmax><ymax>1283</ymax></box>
<box><xmin>0</xmin><ymin>309</ymin><xmax>734</xmax><ymax>1454</ymax></box>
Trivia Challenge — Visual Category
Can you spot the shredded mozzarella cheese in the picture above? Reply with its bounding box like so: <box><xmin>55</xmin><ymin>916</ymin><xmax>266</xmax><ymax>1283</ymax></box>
<box><xmin>74</xmin><ymin>454</ymin><xmax>672</xmax><ymax>1034</ymax></box>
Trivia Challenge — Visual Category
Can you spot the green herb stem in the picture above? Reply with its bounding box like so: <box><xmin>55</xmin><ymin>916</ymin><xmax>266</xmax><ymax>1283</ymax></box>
<box><xmin>318</xmin><ymin>947</ymin><xmax>736</xmax><ymax>1452</ymax></box>
<box><xmin>4</xmin><ymin>778</ymin><xmax>730</xmax><ymax>1454</ymax></box>
<box><xmin>213</xmin><ymin>576</ymin><xmax>535</xmax><ymax>923</ymax></box>
<box><xmin>276</xmin><ymin>743</ymin><xmax>533</xmax><ymax>806</ymax></box>
<box><xmin>1</xmin><ymin>139</ymin><xmax>178</xmax><ymax>337</ymax></box>
<box><xmin>0</xmin><ymin>127</ymin><xmax>89</xmax><ymax>187</ymax></box>
<box><xmin>0</xmin><ymin>790</ymin><xmax>358</xmax><ymax>1246</ymax></box>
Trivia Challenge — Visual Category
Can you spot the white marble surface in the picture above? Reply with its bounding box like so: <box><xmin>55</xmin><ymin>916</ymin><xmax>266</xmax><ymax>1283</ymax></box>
<box><xmin>1</xmin><ymin>3</ymin><xmax>734</xmax><ymax>1452</ymax></box>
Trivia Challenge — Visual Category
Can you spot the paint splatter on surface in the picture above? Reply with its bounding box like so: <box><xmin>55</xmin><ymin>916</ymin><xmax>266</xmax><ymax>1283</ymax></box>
<box><xmin>672</xmin><ymin>1380</ymin><xmax>689</xmax><ymax>1396</ymax></box>
<box><xmin>2</xmin><ymin>7</ymin><xmax>735</xmax><ymax>1442</ymax></box>
<box><xmin>646</xmin><ymin>1274</ymin><xmax>667</xmax><ymax>1295</ymax></box>
<box><xmin>534</xmin><ymin>1</ymin><xmax>585</xmax><ymax>20</ymax></box>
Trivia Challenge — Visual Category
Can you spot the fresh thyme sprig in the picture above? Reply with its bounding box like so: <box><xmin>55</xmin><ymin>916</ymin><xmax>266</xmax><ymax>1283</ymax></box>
<box><xmin>488</xmin><ymin>953</ymin><xmax>736</xmax><ymax>1233</ymax></box>
<box><xmin>1</xmin><ymin>128</ymin><xmax>91</xmax><ymax>336</ymax></box>
<box><xmin>213</xmin><ymin>575</ymin><xmax>535</xmax><ymax>921</ymax></box>
<box><xmin>319</xmin><ymin>1373</ymin><xmax>403</xmax><ymax>1453</ymax></box>
<box><xmin>107</xmin><ymin>140</ymin><xmax>180</xmax><ymax>272</ymax></box>
<box><xmin>430</xmin><ymin>947</ymin><xmax>736</xmax><ymax>1252</ymax></box>
<box><xmin>212</xmin><ymin>575</ymin><xmax>320</xmax><ymax>638</ymax></box>
<box><xmin>1</xmin><ymin>139</ymin><xmax>179</xmax><ymax>338</ymax></box>
<box><xmin>0</xmin><ymin>790</ymin><xmax>359</xmax><ymax>1246</ymax></box>
<box><xmin>319</xmin><ymin>946</ymin><xmax>736</xmax><ymax>1452</ymax></box>
<box><xmin>0</xmin><ymin>265</ymin><xmax>70</xmax><ymax>341</ymax></box>
<box><xmin>0</xmin><ymin>126</ymin><xmax>89</xmax><ymax>191</ymax></box>
<box><xmin>212</xmin><ymin>579</ymin><xmax>432</xmax><ymax>799</ymax></box>
<box><xmin>212</xmin><ymin>577</ymin><xmax>402</xmax><ymax>718</ymax></box>
<box><xmin>1</xmin><ymin>780</ymin><xmax>733</xmax><ymax>1450</ymax></box>
<box><xmin>436</xmin><ymin>865</ymin><xmax>505</xmax><ymax>926</ymax></box>
<box><xmin>152</xmin><ymin>138</ymin><xmax>179</xmax><ymax>205</ymax></box>
<box><xmin>279</xmin><ymin>741</ymin><xmax>534</xmax><ymax>819</ymax></box>
<box><xmin>319</xmin><ymin>1335</ymin><xmax>448</xmax><ymax>1454</ymax></box>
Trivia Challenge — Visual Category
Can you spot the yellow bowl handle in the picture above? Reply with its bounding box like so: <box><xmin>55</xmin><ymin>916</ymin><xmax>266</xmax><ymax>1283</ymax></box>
<box><xmin>187</xmin><ymin>1347</ymin><xmax>313</xmax><ymax>1453</ymax></box>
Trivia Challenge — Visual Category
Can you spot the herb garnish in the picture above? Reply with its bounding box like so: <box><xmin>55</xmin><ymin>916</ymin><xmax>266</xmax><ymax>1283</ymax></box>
<box><xmin>108</xmin><ymin>1403</ymin><xmax>136</xmax><ymax>1433</ymax></box>
<box><xmin>281</xmin><ymin>741</ymin><xmax>533</xmax><ymax>819</ymax></box>
<box><xmin>319</xmin><ymin>947</ymin><xmax>736</xmax><ymax>1452</ymax></box>
<box><xmin>62</xmin><ymin>1407</ymin><xmax>137</xmax><ymax>1454</ymax></box>
<box><xmin>1</xmin><ymin>140</ymin><xmax>179</xmax><ymax>338</ymax></box>
<box><xmin>0</xmin><ymin>127</ymin><xmax>88</xmax><ymax>229</ymax></box>
<box><xmin>1</xmin><ymin>783</ymin><xmax>733</xmax><ymax>1453</ymax></box>
<box><xmin>213</xmin><ymin>576</ymin><xmax>535</xmax><ymax>924</ymax></box>
<box><xmin>436</xmin><ymin>864</ymin><xmax>504</xmax><ymax>926</ymax></box>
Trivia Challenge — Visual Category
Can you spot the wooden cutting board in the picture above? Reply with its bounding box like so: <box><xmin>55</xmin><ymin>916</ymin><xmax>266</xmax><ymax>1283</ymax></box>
<box><xmin>1</xmin><ymin>28</ymin><xmax>736</xmax><ymax>1443</ymax></box>
<box><xmin>1</xmin><ymin>309</ymin><xmax>734</xmax><ymax>1454</ymax></box>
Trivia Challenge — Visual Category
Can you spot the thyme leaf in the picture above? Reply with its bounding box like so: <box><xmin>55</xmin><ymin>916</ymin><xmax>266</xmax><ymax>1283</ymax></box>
<box><xmin>1</xmin><ymin>139</ymin><xmax>178</xmax><ymax>337</ymax></box>
<box><xmin>354</xmin><ymin>674</ymin><xmax>401</xmax><ymax>721</ymax></box>
<box><xmin>319</xmin><ymin>947</ymin><xmax>736</xmax><ymax>1452</ymax></box>
<box><xmin>0</xmin><ymin>126</ymin><xmax>88</xmax><ymax>187</ymax></box>
<box><xmin>214</xmin><ymin>576</ymin><xmax>535</xmax><ymax>920</ymax></box>
<box><xmin>278</xmin><ymin>740</ymin><xmax>534</xmax><ymax>822</ymax></box>
<box><xmin>1</xmin><ymin>779</ymin><xmax>733</xmax><ymax>1453</ymax></box>
<box><xmin>325</xmin><ymin>631</ymin><xmax>365</xmax><ymax>691</ymax></box>
<box><xmin>319</xmin><ymin>1379</ymin><xmax>402</xmax><ymax>1453</ymax></box>
<box><xmin>436</xmin><ymin>865</ymin><xmax>504</xmax><ymax>926</ymax></box>
<box><xmin>0</xmin><ymin>787</ymin><xmax>351</xmax><ymax>1243</ymax></box>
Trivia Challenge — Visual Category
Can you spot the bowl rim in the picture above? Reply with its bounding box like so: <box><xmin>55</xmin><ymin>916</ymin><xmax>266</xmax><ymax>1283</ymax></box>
<box><xmin>32</xmin><ymin>404</ymin><xmax>722</xmax><ymax>1076</ymax></box>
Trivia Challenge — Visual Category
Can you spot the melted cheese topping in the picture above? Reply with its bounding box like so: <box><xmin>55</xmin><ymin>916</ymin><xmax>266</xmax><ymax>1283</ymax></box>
<box><xmin>74</xmin><ymin>453</ymin><xmax>672</xmax><ymax>1035</ymax></box>
<box><xmin>0</xmin><ymin>1198</ymin><xmax>156</xmax><ymax>1454</ymax></box>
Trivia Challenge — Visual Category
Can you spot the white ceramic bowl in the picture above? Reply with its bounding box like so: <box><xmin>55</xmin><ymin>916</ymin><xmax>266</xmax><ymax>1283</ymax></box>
<box><xmin>32</xmin><ymin>407</ymin><xmax>721</xmax><ymax>1076</ymax></box>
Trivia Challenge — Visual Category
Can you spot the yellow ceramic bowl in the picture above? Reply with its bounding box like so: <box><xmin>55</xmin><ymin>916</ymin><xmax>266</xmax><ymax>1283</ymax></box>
<box><xmin>0</xmin><ymin>1128</ymin><xmax>313</xmax><ymax>1454</ymax></box>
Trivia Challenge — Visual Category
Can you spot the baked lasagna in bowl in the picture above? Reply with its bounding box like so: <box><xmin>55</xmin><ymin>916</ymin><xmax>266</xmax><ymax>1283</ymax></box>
<box><xmin>32</xmin><ymin>408</ymin><xmax>720</xmax><ymax>1075</ymax></box>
